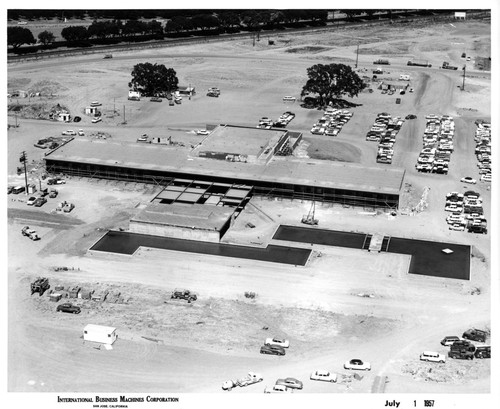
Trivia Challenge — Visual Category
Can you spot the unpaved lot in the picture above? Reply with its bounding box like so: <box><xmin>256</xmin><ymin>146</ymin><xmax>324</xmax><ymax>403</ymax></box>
<box><xmin>7</xmin><ymin>18</ymin><xmax>492</xmax><ymax>397</ymax></box>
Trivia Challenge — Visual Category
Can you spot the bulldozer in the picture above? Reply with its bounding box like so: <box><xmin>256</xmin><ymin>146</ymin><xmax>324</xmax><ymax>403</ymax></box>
<box><xmin>301</xmin><ymin>201</ymin><xmax>319</xmax><ymax>225</ymax></box>
<box><xmin>31</xmin><ymin>277</ymin><xmax>50</xmax><ymax>296</ymax></box>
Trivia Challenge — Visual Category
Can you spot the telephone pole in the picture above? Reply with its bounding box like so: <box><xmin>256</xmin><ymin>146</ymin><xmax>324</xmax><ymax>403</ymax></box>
<box><xmin>20</xmin><ymin>151</ymin><xmax>28</xmax><ymax>194</ymax></box>
<box><xmin>461</xmin><ymin>65</ymin><xmax>466</xmax><ymax>91</ymax></box>
<box><xmin>355</xmin><ymin>44</ymin><xmax>359</xmax><ymax>68</ymax></box>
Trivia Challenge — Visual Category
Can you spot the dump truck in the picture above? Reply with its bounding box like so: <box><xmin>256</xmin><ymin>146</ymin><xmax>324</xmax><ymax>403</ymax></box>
<box><xmin>31</xmin><ymin>277</ymin><xmax>50</xmax><ymax>296</ymax></box>
<box><xmin>407</xmin><ymin>59</ymin><xmax>432</xmax><ymax>67</ymax></box>
<box><xmin>442</xmin><ymin>61</ymin><xmax>458</xmax><ymax>70</ymax></box>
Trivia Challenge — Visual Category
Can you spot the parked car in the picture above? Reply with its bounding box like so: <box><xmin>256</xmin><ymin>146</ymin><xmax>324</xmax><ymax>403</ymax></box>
<box><xmin>12</xmin><ymin>185</ymin><xmax>25</xmax><ymax>194</ymax></box>
<box><xmin>21</xmin><ymin>226</ymin><xmax>40</xmax><ymax>241</ymax></box>
<box><xmin>265</xmin><ymin>337</ymin><xmax>290</xmax><ymax>348</ymax></box>
<box><xmin>449</xmin><ymin>224</ymin><xmax>465</xmax><ymax>231</ymax></box>
<box><xmin>264</xmin><ymin>384</ymin><xmax>292</xmax><ymax>393</ymax></box>
<box><xmin>26</xmin><ymin>195</ymin><xmax>38</xmax><ymax>206</ymax></box>
<box><xmin>90</xmin><ymin>101</ymin><xmax>102</xmax><ymax>107</ymax></box>
<box><xmin>56</xmin><ymin>303</ymin><xmax>81</xmax><ymax>314</ymax></box>
<box><xmin>474</xmin><ymin>346</ymin><xmax>491</xmax><ymax>359</ymax></box>
<box><xmin>47</xmin><ymin>178</ymin><xmax>66</xmax><ymax>185</ymax></box>
<box><xmin>460</xmin><ymin>176</ymin><xmax>477</xmax><ymax>184</ymax></box>
<box><xmin>420</xmin><ymin>351</ymin><xmax>446</xmax><ymax>363</ymax></box>
<box><xmin>260</xmin><ymin>344</ymin><xmax>286</xmax><ymax>356</ymax></box>
<box><xmin>276</xmin><ymin>378</ymin><xmax>303</xmax><ymax>390</ymax></box>
<box><xmin>462</xmin><ymin>328</ymin><xmax>488</xmax><ymax>343</ymax></box>
<box><xmin>92</xmin><ymin>116</ymin><xmax>102</xmax><ymax>123</ymax></box>
<box><xmin>63</xmin><ymin>202</ymin><xmax>75</xmax><ymax>213</ymax></box>
<box><xmin>441</xmin><ymin>336</ymin><xmax>461</xmax><ymax>346</ymax></box>
<box><xmin>7</xmin><ymin>186</ymin><xmax>15</xmax><ymax>194</ymax></box>
<box><xmin>310</xmin><ymin>370</ymin><xmax>337</xmax><ymax>383</ymax></box>
<box><xmin>62</xmin><ymin>130</ymin><xmax>76</xmax><ymax>135</ymax></box>
<box><xmin>196</xmin><ymin>130</ymin><xmax>210</xmax><ymax>135</ymax></box>
<box><xmin>150</xmin><ymin>97</ymin><xmax>162</xmax><ymax>102</ymax></box>
<box><xmin>78</xmin><ymin>129</ymin><xmax>85</xmax><ymax>136</ymax></box>
<box><xmin>137</xmin><ymin>134</ymin><xmax>149</xmax><ymax>142</ymax></box>
<box><xmin>344</xmin><ymin>359</ymin><xmax>371</xmax><ymax>371</ymax></box>
<box><xmin>33</xmin><ymin>197</ymin><xmax>47</xmax><ymax>207</ymax></box>
<box><xmin>480</xmin><ymin>174</ymin><xmax>491</xmax><ymax>182</ymax></box>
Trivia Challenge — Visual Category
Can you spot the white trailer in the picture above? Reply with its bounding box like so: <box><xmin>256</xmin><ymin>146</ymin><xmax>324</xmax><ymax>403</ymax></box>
<box><xmin>83</xmin><ymin>324</ymin><xmax>117</xmax><ymax>345</ymax></box>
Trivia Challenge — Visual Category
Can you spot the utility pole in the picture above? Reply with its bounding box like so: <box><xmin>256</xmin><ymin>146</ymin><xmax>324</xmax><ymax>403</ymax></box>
<box><xmin>123</xmin><ymin>105</ymin><xmax>126</xmax><ymax>124</ymax></box>
<box><xmin>355</xmin><ymin>44</ymin><xmax>359</xmax><ymax>68</ymax></box>
<box><xmin>113</xmin><ymin>97</ymin><xmax>116</xmax><ymax>114</ymax></box>
<box><xmin>462</xmin><ymin>65</ymin><xmax>466</xmax><ymax>91</ymax></box>
<box><xmin>20</xmin><ymin>151</ymin><xmax>28</xmax><ymax>194</ymax></box>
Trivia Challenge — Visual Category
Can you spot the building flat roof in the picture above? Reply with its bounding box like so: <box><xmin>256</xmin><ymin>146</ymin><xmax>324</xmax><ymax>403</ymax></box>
<box><xmin>195</xmin><ymin>125</ymin><xmax>286</xmax><ymax>157</ymax></box>
<box><xmin>131</xmin><ymin>202</ymin><xmax>233</xmax><ymax>231</ymax></box>
<box><xmin>45</xmin><ymin>138</ymin><xmax>404</xmax><ymax>195</ymax></box>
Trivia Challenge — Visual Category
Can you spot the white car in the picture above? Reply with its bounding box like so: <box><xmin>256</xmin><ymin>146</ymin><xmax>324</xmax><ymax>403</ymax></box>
<box><xmin>221</xmin><ymin>380</ymin><xmax>235</xmax><ymax>391</ymax></box>
<box><xmin>310</xmin><ymin>370</ymin><xmax>337</xmax><ymax>383</ymax></box>
<box><xmin>480</xmin><ymin>174</ymin><xmax>491</xmax><ymax>182</ymax></box>
<box><xmin>90</xmin><ymin>101</ymin><xmax>102</xmax><ymax>106</ymax></box>
<box><xmin>264</xmin><ymin>384</ymin><xmax>292</xmax><ymax>393</ymax></box>
<box><xmin>26</xmin><ymin>196</ymin><xmax>38</xmax><ymax>206</ymax></box>
<box><xmin>420</xmin><ymin>351</ymin><xmax>446</xmax><ymax>363</ymax></box>
<box><xmin>344</xmin><ymin>359</ymin><xmax>371</xmax><ymax>371</ymax></box>
<box><xmin>265</xmin><ymin>337</ymin><xmax>290</xmax><ymax>348</ymax></box>
<box><xmin>78</xmin><ymin>129</ymin><xmax>85</xmax><ymax>136</ymax></box>
<box><xmin>92</xmin><ymin>117</ymin><xmax>102</xmax><ymax>123</ymax></box>
<box><xmin>196</xmin><ymin>130</ymin><xmax>210</xmax><ymax>135</ymax></box>
<box><xmin>62</xmin><ymin>130</ymin><xmax>76</xmax><ymax>135</ymax></box>
<box><xmin>460</xmin><ymin>177</ymin><xmax>477</xmax><ymax>184</ymax></box>
<box><xmin>449</xmin><ymin>224</ymin><xmax>465</xmax><ymax>231</ymax></box>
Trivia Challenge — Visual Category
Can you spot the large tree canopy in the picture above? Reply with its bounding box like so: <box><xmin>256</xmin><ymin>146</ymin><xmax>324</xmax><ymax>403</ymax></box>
<box><xmin>128</xmin><ymin>63</ymin><xmax>179</xmax><ymax>96</ymax></box>
<box><xmin>301</xmin><ymin>63</ymin><xmax>365</xmax><ymax>106</ymax></box>
<box><xmin>8</xmin><ymin>26</ymin><xmax>36</xmax><ymax>49</ymax></box>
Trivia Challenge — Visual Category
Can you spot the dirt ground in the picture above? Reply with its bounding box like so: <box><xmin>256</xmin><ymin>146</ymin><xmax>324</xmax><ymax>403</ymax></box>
<box><xmin>6</xmin><ymin>17</ymin><xmax>494</xmax><ymax>402</ymax></box>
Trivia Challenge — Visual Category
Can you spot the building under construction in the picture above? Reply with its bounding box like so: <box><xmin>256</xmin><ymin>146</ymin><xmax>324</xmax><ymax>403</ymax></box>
<box><xmin>44</xmin><ymin>125</ymin><xmax>405</xmax><ymax>209</ymax></box>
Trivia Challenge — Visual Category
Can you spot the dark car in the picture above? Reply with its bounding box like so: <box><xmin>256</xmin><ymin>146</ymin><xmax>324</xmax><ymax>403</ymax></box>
<box><xmin>463</xmin><ymin>328</ymin><xmax>488</xmax><ymax>342</ymax></box>
<box><xmin>474</xmin><ymin>346</ymin><xmax>491</xmax><ymax>359</ymax></box>
<box><xmin>33</xmin><ymin>197</ymin><xmax>47</xmax><ymax>207</ymax></box>
<box><xmin>56</xmin><ymin>303</ymin><xmax>81</xmax><ymax>314</ymax></box>
<box><xmin>150</xmin><ymin>97</ymin><xmax>162</xmax><ymax>102</ymax></box>
<box><xmin>7</xmin><ymin>186</ymin><xmax>14</xmax><ymax>194</ymax></box>
<box><xmin>260</xmin><ymin>344</ymin><xmax>286</xmax><ymax>356</ymax></box>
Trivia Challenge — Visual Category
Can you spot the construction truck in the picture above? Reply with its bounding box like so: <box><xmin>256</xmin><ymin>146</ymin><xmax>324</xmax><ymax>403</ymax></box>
<box><xmin>31</xmin><ymin>277</ymin><xmax>50</xmax><ymax>296</ymax></box>
<box><xmin>373</xmin><ymin>59</ymin><xmax>390</xmax><ymax>65</ymax></box>
<box><xmin>171</xmin><ymin>289</ymin><xmax>197</xmax><ymax>303</ymax></box>
<box><xmin>302</xmin><ymin>201</ymin><xmax>319</xmax><ymax>225</ymax></box>
<box><xmin>442</xmin><ymin>61</ymin><xmax>458</xmax><ymax>70</ymax></box>
<box><xmin>407</xmin><ymin>59</ymin><xmax>432</xmax><ymax>67</ymax></box>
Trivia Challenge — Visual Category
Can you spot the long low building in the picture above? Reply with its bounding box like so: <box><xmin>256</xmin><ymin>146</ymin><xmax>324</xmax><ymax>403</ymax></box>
<box><xmin>44</xmin><ymin>126</ymin><xmax>405</xmax><ymax>209</ymax></box>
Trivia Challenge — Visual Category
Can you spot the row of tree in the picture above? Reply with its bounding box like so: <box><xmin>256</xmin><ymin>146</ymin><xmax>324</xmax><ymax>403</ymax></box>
<box><xmin>8</xmin><ymin>11</ymin><xmax>329</xmax><ymax>49</ymax></box>
<box><xmin>8</xmin><ymin>9</ymin><xmax>329</xmax><ymax>23</ymax></box>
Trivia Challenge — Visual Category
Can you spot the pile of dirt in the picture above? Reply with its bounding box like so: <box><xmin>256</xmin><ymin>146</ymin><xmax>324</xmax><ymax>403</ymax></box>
<box><xmin>401</xmin><ymin>360</ymin><xmax>490</xmax><ymax>383</ymax></box>
<box><xmin>7</xmin><ymin>102</ymin><xmax>69</xmax><ymax>120</ymax></box>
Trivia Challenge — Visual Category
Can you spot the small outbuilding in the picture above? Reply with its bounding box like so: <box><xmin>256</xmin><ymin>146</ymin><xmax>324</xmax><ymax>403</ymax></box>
<box><xmin>83</xmin><ymin>324</ymin><xmax>118</xmax><ymax>345</ymax></box>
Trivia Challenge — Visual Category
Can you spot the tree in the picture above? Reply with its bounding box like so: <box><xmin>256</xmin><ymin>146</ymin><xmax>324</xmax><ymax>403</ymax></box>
<box><xmin>38</xmin><ymin>30</ymin><xmax>55</xmax><ymax>45</ymax></box>
<box><xmin>128</xmin><ymin>63</ymin><xmax>179</xmax><ymax>96</ymax></box>
<box><xmin>8</xmin><ymin>26</ymin><xmax>36</xmax><ymax>49</ymax></box>
<box><xmin>301</xmin><ymin>63</ymin><xmax>365</xmax><ymax>106</ymax></box>
<box><xmin>61</xmin><ymin>26</ymin><xmax>89</xmax><ymax>42</ymax></box>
